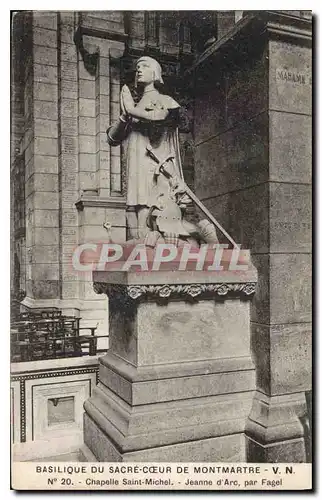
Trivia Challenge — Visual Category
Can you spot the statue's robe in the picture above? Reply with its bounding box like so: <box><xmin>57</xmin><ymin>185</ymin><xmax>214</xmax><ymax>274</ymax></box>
<box><xmin>108</xmin><ymin>92</ymin><xmax>185</xmax><ymax>209</ymax></box>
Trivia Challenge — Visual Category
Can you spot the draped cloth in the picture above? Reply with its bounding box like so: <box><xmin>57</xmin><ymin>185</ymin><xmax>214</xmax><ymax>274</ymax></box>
<box><xmin>122</xmin><ymin>94</ymin><xmax>184</xmax><ymax>208</ymax></box>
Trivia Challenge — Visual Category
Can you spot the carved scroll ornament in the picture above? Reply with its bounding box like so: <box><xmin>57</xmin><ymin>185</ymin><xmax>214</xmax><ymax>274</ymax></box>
<box><xmin>93</xmin><ymin>282</ymin><xmax>256</xmax><ymax>301</ymax></box>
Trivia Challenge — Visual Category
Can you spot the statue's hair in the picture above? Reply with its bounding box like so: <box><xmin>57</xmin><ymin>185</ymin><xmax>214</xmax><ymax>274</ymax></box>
<box><xmin>135</xmin><ymin>56</ymin><xmax>164</xmax><ymax>87</ymax></box>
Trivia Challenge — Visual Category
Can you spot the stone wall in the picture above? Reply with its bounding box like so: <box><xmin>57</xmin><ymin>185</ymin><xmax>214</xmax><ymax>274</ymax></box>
<box><xmin>12</xmin><ymin>11</ymin><xmax>195</xmax><ymax>331</ymax></box>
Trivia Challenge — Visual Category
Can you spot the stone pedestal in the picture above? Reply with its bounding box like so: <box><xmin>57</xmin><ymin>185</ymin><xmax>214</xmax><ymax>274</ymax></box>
<box><xmin>82</xmin><ymin>263</ymin><xmax>257</xmax><ymax>461</ymax></box>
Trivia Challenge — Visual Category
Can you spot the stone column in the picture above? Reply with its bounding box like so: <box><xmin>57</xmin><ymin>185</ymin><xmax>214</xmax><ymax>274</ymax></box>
<box><xmin>58</xmin><ymin>12</ymin><xmax>80</xmax><ymax>313</ymax></box>
<box><xmin>95</xmin><ymin>46</ymin><xmax>110</xmax><ymax>198</ymax></box>
<box><xmin>74</xmin><ymin>16</ymin><xmax>127</xmax><ymax>333</ymax></box>
<box><xmin>23</xmin><ymin>11</ymin><xmax>60</xmax><ymax>306</ymax></box>
<box><xmin>11</xmin><ymin>12</ymin><xmax>28</xmax><ymax>299</ymax></box>
<box><xmin>246</xmin><ymin>19</ymin><xmax>312</xmax><ymax>463</ymax></box>
<box><xmin>109</xmin><ymin>49</ymin><xmax>123</xmax><ymax>196</ymax></box>
<box><xmin>193</xmin><ymin>11</ymin><xmax>312</xmax><ymax>462</ymax></box>
<box><xmin>82</xmin><ymin>265</ymin><xmax>257</xmax><ymax>462</ymax></box>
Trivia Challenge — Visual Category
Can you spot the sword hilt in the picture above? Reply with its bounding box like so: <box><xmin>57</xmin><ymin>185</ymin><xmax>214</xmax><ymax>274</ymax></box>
<box><xmin>146</xmin><ymin>146</ymin><xmax>174</xmax><ymax>178</ymax></box>
<box><xmin>146</xmin><ymin>146</ymin><xmax>159</xmax><ymax>164</ymax></box>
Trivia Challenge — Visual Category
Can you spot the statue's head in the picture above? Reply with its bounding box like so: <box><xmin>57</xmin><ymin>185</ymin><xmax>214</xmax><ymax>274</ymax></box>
<box><xmin>135</xmin><ymin>56</ymin><xmax>164</xmax><ymax>87</ymax></box>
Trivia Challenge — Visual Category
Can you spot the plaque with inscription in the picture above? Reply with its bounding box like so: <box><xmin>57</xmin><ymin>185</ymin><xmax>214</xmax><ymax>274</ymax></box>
<box><xmin>276</xmin><ymin>68</ymin><xmax>311</xmax><ymax>85</ymax></box>
<box><xmin>61</xmin><ymin>153</ymin><xmax>77</xmax><ymax>170</ymax></box>
<box><xmin>61</xmin><ymin>61</ymin><xmax>78</xmax><ymax>82</ymax></box>
<box><xmin>61</xmin><ymin>136</ymin><xmax>77</xmax><ymax>155</ymax></box>
<box><xmin>62</xmin><ymin>170</ymin><xmax>78</xmax><ymax>191</ymax></box>
<box><xmin>61</xmin><ymin>98</ymin><xmax>78</xmax><ymax>117</ymax></box>
<box><xmin>61</xmin><ymin>116</ymin><xmax>78</xmax><ymax>136</ymax></box>
<box><xmin>62</xmin><ymin>190</ymin><xmax>77</xmax><ymax>208</ymax></box>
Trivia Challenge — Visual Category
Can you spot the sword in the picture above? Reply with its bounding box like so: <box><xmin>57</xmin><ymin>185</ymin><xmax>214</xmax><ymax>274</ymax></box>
<box><xmin>146</xmin><ymin>146</ymin><xmax>174</xmax><ymax>178</ymax></box>
<box><xmin>146</xmin><ymin>146</ymin><xmax>238</xmax><ymax>248</ymax></box>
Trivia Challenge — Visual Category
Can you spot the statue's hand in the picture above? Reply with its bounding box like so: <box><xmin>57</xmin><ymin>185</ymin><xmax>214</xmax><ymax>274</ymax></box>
<box><xmin>121</xmin><ymin>85</ymin><xmax>135</xmax><ymax>113</ymax></box>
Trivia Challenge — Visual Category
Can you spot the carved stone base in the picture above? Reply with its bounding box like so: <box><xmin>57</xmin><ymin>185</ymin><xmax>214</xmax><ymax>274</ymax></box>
<box><xmin>84</xmin><ymin>267</ymin><xmax>257</xmax><ymax>461</ymax></box>
<box><xmin>246</xmin><ymin>391</ymin><xmax>309</xmax><ymax>463</ymax></box>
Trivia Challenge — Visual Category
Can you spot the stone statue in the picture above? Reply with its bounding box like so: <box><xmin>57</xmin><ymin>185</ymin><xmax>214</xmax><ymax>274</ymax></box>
<box><xmin>107</xmin><ymin>56</ymin><xmax>236</xmax><ymax>248</ymax></box>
